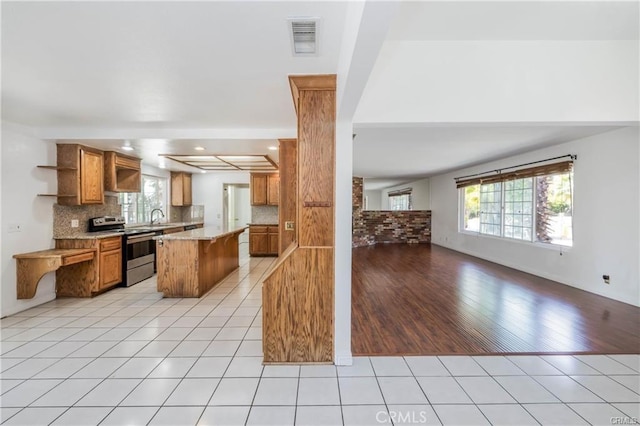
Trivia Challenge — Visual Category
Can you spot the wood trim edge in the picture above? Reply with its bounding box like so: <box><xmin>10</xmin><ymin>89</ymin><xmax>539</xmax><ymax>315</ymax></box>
<box><xmin>288</xmin><ymin>75</ymin><xmax>337</xmax><ymax>116</ymax></box>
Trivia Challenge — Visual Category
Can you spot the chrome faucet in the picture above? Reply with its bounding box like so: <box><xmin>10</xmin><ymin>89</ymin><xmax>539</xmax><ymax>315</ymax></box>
<box><xmin>150</xmin><ymin>209</ymin><xmax>165</xmax><ymax>225</ymax></box>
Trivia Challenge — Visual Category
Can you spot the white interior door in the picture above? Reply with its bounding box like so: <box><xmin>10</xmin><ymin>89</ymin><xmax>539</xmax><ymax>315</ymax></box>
<box><xmin>234</xmin><ymin>185</ymin><xmax>250</xmax><ymax>243</ymax></box>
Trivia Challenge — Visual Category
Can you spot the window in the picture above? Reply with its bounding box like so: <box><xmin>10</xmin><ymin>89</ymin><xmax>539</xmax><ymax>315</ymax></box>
<box><xmin>458</xmin><ymin>160</ymin><xmax>573</xmax><ymax>246</ymax></box>
<box><xmin>503</xmin><ymin>178</ymin><xmax>533</xmax><ymax>241</ymax></box>
<box><xmin>388</xmin><ymin>188</ymin><xmax>412</xmax><ymax>210</ymax></box>
<box><xmin>536</xmin><ymin>173</ymin><xmax>573</xmax><ymax>246</ymax></box>
<box><xmin>119</xmin><ymin>174</ymin><xmax>168</xmax><ymax>224</ymax></box>
<box><xmin>479</xmin><ymin>182</ymin><xmax>502</xmax><ymax>236</ymax></box>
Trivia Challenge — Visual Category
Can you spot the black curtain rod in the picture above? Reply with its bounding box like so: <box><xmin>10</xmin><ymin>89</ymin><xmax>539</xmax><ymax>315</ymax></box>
<box><xmin>454</xmin><ymin>154</ymin><xmax>577</xmax><ymax>182</ymax></box>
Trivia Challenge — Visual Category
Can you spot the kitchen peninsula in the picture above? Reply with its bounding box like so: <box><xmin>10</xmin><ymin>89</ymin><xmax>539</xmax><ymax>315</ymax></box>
<box><xmin>155</xmin><ymin>226</ymin><xmax>247</xmax><ymax>297</ymax></box>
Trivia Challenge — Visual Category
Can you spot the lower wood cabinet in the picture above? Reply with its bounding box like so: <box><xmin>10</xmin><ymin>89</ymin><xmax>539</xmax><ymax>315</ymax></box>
<box><xmin>249</xmin><ymin>225</ymin><xmax>279</xmax><ymax>256</ymax></box>
<box><xmin>98</xmin><ymin>237</ymin><xmax>122</xmax><ymax>290</ymax></box>
<box><xmin>55</xmin><ymin>236</ymin><xmax>123</xmax><ymax>296</ymax></box>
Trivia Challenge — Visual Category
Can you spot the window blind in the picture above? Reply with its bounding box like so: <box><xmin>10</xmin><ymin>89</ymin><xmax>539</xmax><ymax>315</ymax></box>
<box><xmin>388</xmin><ymin>187</ymin><xmax>412</xmax><ymax>196</ymax></box>
<box><xmin>455</xmin><ymin>160</ymin><xmax>573</xmax><ymax>189</ymax></box>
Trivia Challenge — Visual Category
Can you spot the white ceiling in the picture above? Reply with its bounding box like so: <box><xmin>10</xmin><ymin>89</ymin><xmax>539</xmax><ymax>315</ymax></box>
<box><xmin>353</xmin><ymin>125</ymin><xmax>621</xmax><ymax>180</ymax></box>
<box><xmin>351</xmin><ymin>0</ymin><xmax>638</xmax><ymax>187</ymax></box>
<box><xmin>1</xmin><ymin>1</ymin><xmax>346</xmax><ymax>129</ymax></box>
<box><xmin>387</xmin><ymin>1</ymin><xmax>639</xmax><ymax>41</ymax></box>
<box><xmin>2</xmin><ymin>1</ymin><xmax>636</xmax><ymax>186</ymax></box>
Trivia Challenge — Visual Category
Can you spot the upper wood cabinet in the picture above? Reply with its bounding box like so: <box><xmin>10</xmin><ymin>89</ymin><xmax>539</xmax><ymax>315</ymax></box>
<box><xmin>251</xmin><ymin>174</ymin><xmax>267</xmax><ymax>205</ymax></box>
<box><xmin>56</xmin><ymin>144</ymin><xmax>104</xmax><ymax>206</ymax></box>
<box><xmin>267</xmin><ymin>174</ymin><xmax>280</xmax><ymax>206</ymax></box>
<box><xmin>104</xmin><ymin>151</ymin><xmax>141</xmax><ymax>192</ymax></box>
<box><xmin>171</xmin><ymin>172</ymin><xmax>192</xmax><ymax>206</ymax></box>
<box><xmin>251</xmin><ymin>173</ymin><xmax>279</xmax><ymax>206</ymax></box>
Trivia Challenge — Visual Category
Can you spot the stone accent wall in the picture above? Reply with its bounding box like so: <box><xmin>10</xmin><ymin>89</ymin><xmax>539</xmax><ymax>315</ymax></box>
<box><xmin>353</xmin><ymin>211</ymin><xmax>432</xmax><ymax>247</ymax></box>
<box><xmin>352</xmin><ymin>177</ymin><xmax>363</xmax><ymax>211</ymax></box>
<box><xmin>352</xmin><ymin>176</ymin><xmax>431</xmax><ymax>247</ymax></box>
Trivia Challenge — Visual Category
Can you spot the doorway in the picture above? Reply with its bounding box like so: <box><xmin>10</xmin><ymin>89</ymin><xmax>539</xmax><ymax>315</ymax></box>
<box><xmin>224</xmin><ymin>184</ymin><xmax>251</xmax><ymax>243</ymax></box>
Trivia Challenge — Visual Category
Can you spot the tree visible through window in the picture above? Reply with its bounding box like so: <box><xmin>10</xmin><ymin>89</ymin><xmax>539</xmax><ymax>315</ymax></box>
<box><xmin>119</xmin><ymin>175</ymin><xmax>168</xmax><ymax>224</ymax></box>
<box><xmin>460</xmin><ymin>172</ymin><xmax>573</xmax><ymax>246</ymax></box>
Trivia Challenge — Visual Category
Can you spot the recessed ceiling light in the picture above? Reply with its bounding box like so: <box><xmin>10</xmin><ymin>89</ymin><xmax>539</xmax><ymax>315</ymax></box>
<box><xmin>194</xmin><ymin>147</ymin><xmax>205</xmax><ymax>151</ymax></box>
<box><xmin>200</xmin><ymin>170</ymin><xmax>206</xmax><ymax>174</ymax></box>
<box><xmin>268</xmin><ymin>146</ymin><xmax>278</xmax><ymax>151</ymax></box>
<box><xmin>121</xmin><ymin>145</ymin><xmax>134</xmax><ymax>151</ymax></box>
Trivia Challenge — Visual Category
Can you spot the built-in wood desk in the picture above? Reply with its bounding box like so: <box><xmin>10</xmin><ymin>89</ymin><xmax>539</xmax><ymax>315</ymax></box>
<box><xmin>155</xmin><ymin>226</ymin><xmax>247</xmax><ymax>297</ymax></box>
<box><xmin>13</xmin><ymin>248</ymin><xmax>96</xmax><ymax>299</ymax></box>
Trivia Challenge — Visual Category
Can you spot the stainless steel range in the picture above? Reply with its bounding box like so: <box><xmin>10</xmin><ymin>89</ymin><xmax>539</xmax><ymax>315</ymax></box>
<box><xmin>88</xmin><ymin>216</ymin><xmax>157</xmax><ymax>287</ymax></box>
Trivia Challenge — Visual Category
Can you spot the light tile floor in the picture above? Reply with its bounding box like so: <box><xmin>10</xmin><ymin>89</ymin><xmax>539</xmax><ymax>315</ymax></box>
<box><xmin>1</xmin><ymin>244</ymin><xmax>639</xmax><ymax>425</ymax></box>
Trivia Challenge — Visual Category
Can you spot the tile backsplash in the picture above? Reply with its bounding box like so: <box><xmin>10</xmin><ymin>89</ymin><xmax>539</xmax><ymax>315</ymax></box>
<box><xmin>54</xmin><ymin>197</ymin><xmax>205</xmax><ymax>237</ymax></box>
<box><xmin>251</xmin><ymin>205</ymin><xmax>278</xmax><ymax>224</ymax></box>
<box><xmin>170</xmin><ymin>205</ymin><xmax>205</xmax><ymax>223</ymax></box>
<box><xmin>53</xmin><ymin>195</ymin><xmax>121</xmax><ymax>237</ymax></box>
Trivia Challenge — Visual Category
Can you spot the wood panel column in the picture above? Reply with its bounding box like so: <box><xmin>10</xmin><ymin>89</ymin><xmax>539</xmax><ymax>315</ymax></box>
<box><xmin>278</xmin><ymin>138</ymin><xmax>297</xmax><ymax>255</ymax></box>
<box><xmin>291</xmin><ymin>75</ymin><xmax>336</xmax><ymax>248</ymax></box>
<box><xmin>262</xmin><ymin>75</ymin><xmax>336</xmax><ymax>363</ymax></box>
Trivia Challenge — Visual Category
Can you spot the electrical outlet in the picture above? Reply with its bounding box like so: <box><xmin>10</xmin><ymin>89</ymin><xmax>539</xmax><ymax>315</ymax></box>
<box><xmin>285</xmin><ymin>221</ymin><xmax>295</xmax><ymax>231</ymax></box>
<box><xmin>8</xmin><ymin>223</ymin><xmax>22</xmax><ymax>233</ymax></box>
<box><xmin>71</xmin><ymin>219</ymin><xmax>79</xmax><ymax>228</ymax></box>
<box><xmin>603</xmin><ymin>274</ymin><xmax>610</xmax><ymax>285</ymax></box>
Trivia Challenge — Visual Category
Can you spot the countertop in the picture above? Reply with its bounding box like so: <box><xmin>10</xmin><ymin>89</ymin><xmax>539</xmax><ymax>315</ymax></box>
<box><xmin>54</xmin><ymin>222</ymin><xmax>204</xmax><ymax>240</ymax></box>
<box><xmin>126</xmin><ymin>221</ymin><xmax>203</xmax><ymax>230</ymax></box>
<box><xmin>247</xmin><ymin>223</ymin><xmax>279</xmax><ymax>226</ymax></box>
<box><xmin>154</xmin><ymin>226</ymin><xmax>248</xmax><ymax>241</ymax></box>
<box><xmin>54</xmin><ymin>231</ymin><xmax>123</xmax><ymax>240</ymax></box>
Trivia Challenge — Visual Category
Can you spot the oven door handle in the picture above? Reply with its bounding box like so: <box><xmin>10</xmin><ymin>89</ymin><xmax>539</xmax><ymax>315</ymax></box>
<box><xmin>126</xmin><ymin>233</ymin><xmax>156</xmax><ymax>244</ymax></box>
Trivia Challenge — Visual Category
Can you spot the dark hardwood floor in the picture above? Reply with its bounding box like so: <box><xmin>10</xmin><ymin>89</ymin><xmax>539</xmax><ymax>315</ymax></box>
<box><xmin>352</xmin><ymin>244</ymin><xmax>640</xmax><ymax>356</ymax></box>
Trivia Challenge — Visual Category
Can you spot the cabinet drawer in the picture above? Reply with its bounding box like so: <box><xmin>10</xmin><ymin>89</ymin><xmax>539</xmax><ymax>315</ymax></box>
<box><xmin>62</xmin><ymin>251</ymin><xmax>95</xmax><ymax>266</ymax></box>
<box><xmin>251</xmin><ymin>226</ymin><xmax>268</xmax><ymax>234</ymax></box>
<box><xmin>267</xmin><ymin>226</ymin><xmax>279</xmax><ymax>234</ymax></box>
<box><xmin>100</xmin><ymin>237</ymin><xmax>122</xmax><ymax>251</ymax></box>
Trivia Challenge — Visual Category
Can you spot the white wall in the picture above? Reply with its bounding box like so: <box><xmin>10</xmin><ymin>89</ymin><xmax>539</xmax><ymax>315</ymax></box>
<box><xmin>1</xmin><ymin>124</ymin><xmax>58</xmax><ymax>317</ymax></box>
<box><xmin>381</xmin><ymin>177</ymin><xmax>431</xmax><ymax>210</ymax></box>
<box><xmin>141</xmin><ymin>163</ymin><xmax>170</xmax><ymax>180</ymax></box>
<box><xmin>192</xmin><ymin>172</ymin><xmax>250</xmax><ymax>230</ymax></box>
<box><xmin>364</xmin><ymin>189</ymin><xmax>381</xmax><ymax>210</ymax></box>
<box><xmin>430</xmin><ymin>126</ymin><xmax>640</xmax><ymax>307</ymax></box>
<box><xmin>335</xmin><ymin>119</ymin><xmax>355</xmax><ymax>366</ymax></box>
<box><xmin>356</xmin><ymin>41</ymin><xmax>639</xmax><ymax>124</ymax></box>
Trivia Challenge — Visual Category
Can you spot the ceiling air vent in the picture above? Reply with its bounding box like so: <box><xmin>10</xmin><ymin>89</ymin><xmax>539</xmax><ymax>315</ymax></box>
<box><xmin>288</xmin><ymin>18</ymin><xmax>319</xmax><ymax>56</ymax></box>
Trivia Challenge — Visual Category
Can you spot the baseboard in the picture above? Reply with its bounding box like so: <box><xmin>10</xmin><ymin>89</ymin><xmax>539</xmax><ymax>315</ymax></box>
<box><xmin>432</xmin><ymin>242</ymin><xmax>639</xmax><ymax>308</ymax></box>
<box><xmin>434</xmin><ymin>242</ymin><xmax>569</xmax><ymax>286</ymax></box>
<box><xmin>335</xmin><ymin>352</ymin><xmax>353</xmax><ymax>366</ymax></box>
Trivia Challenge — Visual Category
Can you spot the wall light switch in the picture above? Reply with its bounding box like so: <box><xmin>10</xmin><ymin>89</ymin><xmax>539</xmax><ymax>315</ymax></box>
<box><xmin>285</xmin><ymin>221</ymin><xmax>295</xmax><ymax>231</ymax></box>
<box><xmin>71</xmin><ymin>219</ymin><xmax>79</xmax><ymax>228</ymax></box>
